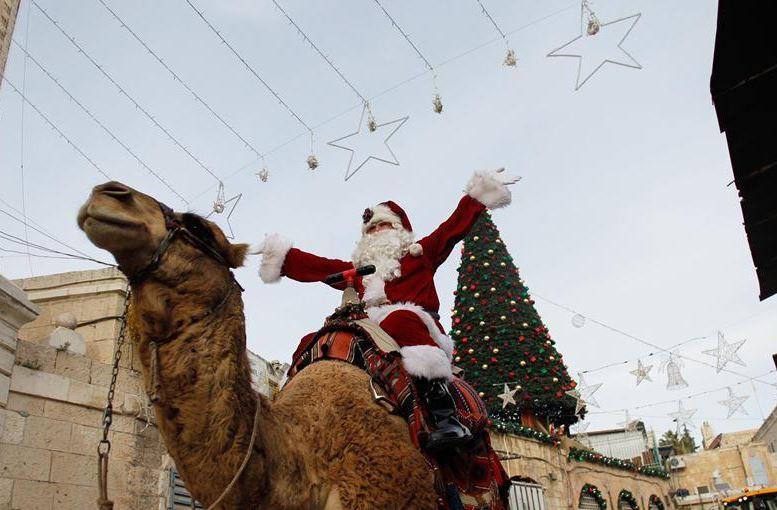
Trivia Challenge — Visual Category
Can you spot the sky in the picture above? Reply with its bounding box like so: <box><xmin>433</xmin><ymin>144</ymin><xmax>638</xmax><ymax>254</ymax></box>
<box><xmin>1</xmin><ymin>0</ymin><xmax>775</xmax><ymax>442</ymax></box>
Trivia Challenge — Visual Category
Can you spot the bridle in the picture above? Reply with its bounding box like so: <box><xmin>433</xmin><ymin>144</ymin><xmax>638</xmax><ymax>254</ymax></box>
<box><xmin>122</xmin><ymin>200</ymin><xmax>232</xmax><ymax>285</ymax></box>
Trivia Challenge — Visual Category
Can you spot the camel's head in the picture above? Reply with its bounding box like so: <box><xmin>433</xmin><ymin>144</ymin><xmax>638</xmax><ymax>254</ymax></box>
<box><xmin>78</xmin><ymin>181</ymin><xmax>248</xmax><ymax>279</ymax></box>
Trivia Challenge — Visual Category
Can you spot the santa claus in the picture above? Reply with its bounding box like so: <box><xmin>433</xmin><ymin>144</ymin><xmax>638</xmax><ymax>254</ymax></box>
<box><xmin>254</xmin><ymin>168</ymin><xmax>518</xmax><ymax>449</ymax></box>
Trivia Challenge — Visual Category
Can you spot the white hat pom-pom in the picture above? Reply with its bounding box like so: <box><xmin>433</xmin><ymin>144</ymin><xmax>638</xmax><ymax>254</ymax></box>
<box><xmin>409</xmin><ymin>243</ymin><xmax>423</xmax><ymax>257</ymax></box>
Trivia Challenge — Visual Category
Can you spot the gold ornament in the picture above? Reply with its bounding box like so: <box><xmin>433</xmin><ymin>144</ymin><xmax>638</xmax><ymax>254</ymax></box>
<box><xmin>520</xmin><ymin>360</ymin><xmax>527</xmax><ymax>366</ymax></box>
<box><xmin>516</xmin><ymin>385</ymin><xmax>522</xmax><ymax>390</ymax></box>
<box><xmin>522</xmin><ymin>322</ymin><xmax>529</xmax><ymax>328</ymax></box>
<box><xmin>468</xmin><ymin>348</ymin><xmax>474</xmax><ymax>354</ymax></box>
<box><xmin>479</xmin><ymin>321</ymin><xmax>485</xmax><ymax>326</ymax></box>
<box><xmin>455</xmin><ymin>356</ymin><xmax>461</xmax><ymax>362</ymax></box>
<box><xmin>473</xmin><ymin>236</ymin><xmax>480</xmax><ymax>241</ymax></box>
<box><xmin>510</xmin><ymin>300</ymin><xmax>516</xmax><ymax>305</ymax></box>
<box><xmin>488</xmin><ymin>249</ymin><xmax>494</xmax><ymax>254</ymax></box>
<box><xmin>468</xmin><ymin>307</ymin><xmax>475</xmax><ymax>312</ymax></box>
<box><xmin>552</xmin><ymin>377</ymin><xmax>559</xmax><ymax>382</ymax></box>
<box><xmin>474</xmin><ymin>292</ymin><xmax>480</xmax><ymax>298</ymax></box>
<box><xmin>484</xmin><ymin>262</ymin><xmax>490</xmax><ymax>267</ymax></box>
<box><xmin>470</xmin><ymin>255</ymin><xmax>476</xmax><ymax>260</ymax></box>
<box><xmin>501</xmin><ymin>315</ymin><xmax>507</xmax><ymax>320</ymax></box>
<box><xmin>484</xmin><ymin>335</ymin><xmax>490</xmax><ymax>340</ymax></box>
<box><xmin>478</xmin><ymin>391</ymin><xmax>485</xmax><ymax>397</ymax></box>
<box><xmin>492</xmin><ymin>348</ymin><xmax>499</xmax><ymax>354</ymax></box>
<box><xmin>549</xmin><ymin>355</ymin><xmax>555</xmax><ymax>361</ymax></box>
<box><xmin>481</xmin><ymin>364</ymin><xmax>488</xmax><ymax>370</ymax></box>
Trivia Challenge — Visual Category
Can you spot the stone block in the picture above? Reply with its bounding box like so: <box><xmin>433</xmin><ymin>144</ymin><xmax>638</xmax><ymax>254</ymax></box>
<box><xmin>86</xmin><ymin>340</ymin><xmax>115</xmax><ymax>365</ymax></box>
<box><xmin>90</xmin><ymin>362</ymin><xmax>112</xmax><ymax>387</ymax></box>
<box><xmin>46</xmin><ymin>327</ymin><xmax>86</xmax><ymax>356</ymax></box>
<box><xmin>0</xmin><ymin>410</ymin><xmax>25</xmax><ymax>444</ymax></box>
<box><xmin>0</xmin><ymin>478</ymin><xmax>12</xmax><ymax>506</ymax></box>
<box><xmin>50</xmin><ymin>452</ymin><xmax>95</xmax><ymax>487</ymax></box>
<box><xmin>14</xmin><ymin>342</ymin><xmax>55</xmax><ymax>373</ymax></box>
<box><xmin>0</xmin><ymin>444</ymin><xmax>51</xmax><ymax>481</ymax></box>
<box><xmin>54</xmin><ymin>351</ymin><xmax>92</xmax><ymax>384</ymax></box>
<box><xmin>0</xmin><ymin>349</ymin><xmax>14</xmax><ymax>376</ymax></box>
<box><xmin>5</xmin><ymin>394</ymin><xmax>44</xmax><ymax>416</ymax></box>
<box><xmin>67</xmin><ymin>379</ymin><xmax>107</xmax><ymax>409</ymax></box>
<box><xmin>43</xmin><ymin>400</ymin><xmax>101</xmax><ymax>428</ymax></box>
<box><xmin>10</xmin><ymin>365</ymin><xmax>69</xmax><ymax>401</ymax></box>
<box><xmin>10</xmin><ymin>479</ymin><xmax>54</xmax><ymax>510</ymax></box>
<box><xmin>116</xmin><ymin>367</ymin><xmax>143</xmax><ymax>394</ymax></box>
<box><xmin>128</xmin><ymin>465</ymin><xmax>162</xmax><ymax>496</ymax></box>
<box><xmin>52</xmin><ymin>483</ymin><xmax>97</xmax><ymax>510</ymax></box>
<box><xmin>22</xmin><ymin>415</ymin><xmax>71</xmax><ymax>452</ymax></box>
<box><xmin>0</xmin><ymin>376</ymin><xmax>9</xmax><ymax>409</ymax></box>
<box><xmin>111</xmin><ymin>431</ymin><xmax>138</xmax><ymax>462</ymax></box>
<box><xmin>68</xmin><ymin>424</ymin><xmax>100</xmax><ymax>456</ymax></box>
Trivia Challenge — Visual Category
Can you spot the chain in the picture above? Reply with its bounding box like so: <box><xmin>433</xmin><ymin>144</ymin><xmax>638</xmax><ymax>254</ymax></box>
<box><xmin>97</xmin><ymin>287</ymin><xmax>131</xmax><ymax>510</ymax></box>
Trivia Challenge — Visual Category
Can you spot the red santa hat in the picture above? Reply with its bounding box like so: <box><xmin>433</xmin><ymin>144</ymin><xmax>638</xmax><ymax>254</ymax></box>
<box><xmin>362</xmin><ymin>201</ymin><xmax>423</xmax><ymax>256</ymax></box>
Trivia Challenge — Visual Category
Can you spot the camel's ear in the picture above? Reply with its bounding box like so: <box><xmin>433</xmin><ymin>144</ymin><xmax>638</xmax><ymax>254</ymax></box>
<box><xmin>228</xmin><ymin>243</ymin><xmax>249</xmax><ymax>268</ymax></box>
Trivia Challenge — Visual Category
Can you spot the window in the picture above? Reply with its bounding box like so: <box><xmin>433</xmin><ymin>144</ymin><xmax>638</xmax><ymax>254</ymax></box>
<box><xmin>169</xmin><ymin>468</ymin><xmax>203</xmax><ymax>509</ymax></box>
<box><xmin>508</xmin><ymin>480</ymin><xmax>546</xmax><ymax>510</ymax></box>
<box><xmin>579</xmin><ymin>484</ymin><xmax>607</xmax><ymax>510</ymax></box>
<box><xmin>697</xmin><ymin>486</ymin><xmax>709</xmax><ymax>495</ymax></box>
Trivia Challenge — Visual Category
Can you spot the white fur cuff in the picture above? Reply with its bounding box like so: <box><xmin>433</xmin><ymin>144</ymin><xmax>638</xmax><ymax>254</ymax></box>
<box><xmin>401</xmin><ymin>345</ymin><xmax>453</xmax><ymax>381</ymax></box>
<box><xmin>465</xmin><ymin>169</ymin><xmax>512</xmax><ymax>209</ymax></box>
<box><xmin>253</xmin><ymin>233</ymin><xmax>293</xmax><ymax>283</ymax></box>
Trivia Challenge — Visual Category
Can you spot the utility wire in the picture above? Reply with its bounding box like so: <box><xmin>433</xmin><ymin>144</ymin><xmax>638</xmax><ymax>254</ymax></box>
<box><xmin>31</xmin><ymin>0</ymin><xmax>222</xmax><ymax>184</ymax></box>
<box><xmin>10</xmin><ymin>39</ymin><xmax>189</xmax><ymax>205</ymax></box>
<box><xmin>533</xmin><ymin>293</ymin><xmax>777</xmax><ymax>388</ymax></box>
<box><xmin>1</xmin><ymin>76</ymin><xmax>112</xmax><ymax>179</ymax></box>
<box><xmin>19</xmin><ymin>0</ymin><xmax>34</xmax><ymax>276</ymax></box>
<box><xmin>0</xmin><ymin>229</ymin><xmax>114</xmax><ymax>266</ymax></box>
<box><xmin>94</xmin><ymin>0</ymin><xmax>265</xmax><ymax>161</ymax></box>
<box><xmin>0</xmin><ymin>201</ymin><xmax>94</xmax><ymax>259</ymax></box>
<box><xmin>183</xmin><ymin>0</ymin><xmax>313</xmax><ymax>135</ymax></box>
<box><xmin>270</xmin><ymin>0</ymin><xmax>368</xmax><ymax>106</ymax></box>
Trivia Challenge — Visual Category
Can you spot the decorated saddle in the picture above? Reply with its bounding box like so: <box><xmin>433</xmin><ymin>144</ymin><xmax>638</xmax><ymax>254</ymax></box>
<box><xmin>286</xmin><ymin>302</ymin><xmax>509</xmax><ymax>510</ymax></box>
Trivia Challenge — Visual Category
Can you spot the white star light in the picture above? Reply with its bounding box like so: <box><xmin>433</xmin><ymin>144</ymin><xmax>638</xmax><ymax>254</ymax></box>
<box><xmin>577</xmin><ymin>373</ymin><xmax>603</xmax><ymax>408</ymax></box>
<box><xmin>547</xmin><ymin>9</ymin><xmax>642</xmax><ymax>90</ymax></box>
<box><xmin>702</xmin><ymin>331</ymin><xmax>747</xmax><ymax>373</ymax></box>
<box><xmin>206</xmin><ymin>182</ymin><xmax>242</xmax><ymax>239</ymax></box>
<box><xmin>497</xmin><ymin>383</ymin><xmax>518</xmax><ymax>409</ymax></box>
<box><xmin>629</xmin><ymin>359</ymin><xmax>653</xmax><ymax>386</ymax></box>
<box><xmin>668</xmin><ymin>400</ymin><xmax>697</xmax><ymax>432</ymax></box>
<box><xmin>718</xmin><ymin>387</ymin><xmax>748</xmax><ymax>418</ymax></box>
<box><xmin>565</xmin><ymin>387</ymin><xmax>586</xmax><ymax>416</ymax></box>
<box><xmin>327</xmin><ymin>104</ymin><xmax>409</xmax><ymax>182</ymax></box>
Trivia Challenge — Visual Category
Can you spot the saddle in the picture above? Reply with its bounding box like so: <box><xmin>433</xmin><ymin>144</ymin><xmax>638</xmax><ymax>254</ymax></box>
<box><xmin>286</xmin><ymin>302</ymin><xmax>509</xmax><ymax>510</ymax></box>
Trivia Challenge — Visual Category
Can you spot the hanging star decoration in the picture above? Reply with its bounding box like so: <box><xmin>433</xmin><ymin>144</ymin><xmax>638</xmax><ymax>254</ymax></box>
<box><xmin>547</xmin><ymin>0</ymin><xmax>642</xmax><ymax>90</ymax></box>
<box><xmin>702</xmin><ymin>331</ymin><xmax>747</xmax><ymax>373</ymax></box>
<box><xmin>577</xmin><ymin>373</ymin><xmax>603</xmax><ymax>408</ymax></box>
<box><xmin>565</xmin><ymin>387</ymin><xmax>586</xmax><ymax>417</ymax></box>
<box><xmin>629</xmin><ymin>359</ymin><xmax>653</xmax><ymax>386</ymax></box>
<box><xmin>718</xmin><ymin>387</ymin><xmax>748</xmax><ymax>418</ymax></box>
<box><xmin>327</xmin><ymin>103</ymin><xmax>409</xmax><ymax>182</ymax></box>
<box><xmin>572</xmin><ymin>421</ymin><xmax>591</xmax><ymax>444</ymax></box>
<box><xmin>668</xmin><ymin>400</ymin><xmax>697</xmax><ymax>432</ymax></box>
<box><xmin>497</xmin><ymin>383</ymin><xmax>518</xmax><ymax>409</ymax></box>
<box><xmin>206</xmin><ymin>182</ymin><xmax>242</xmax><ymax>239</ymax></box>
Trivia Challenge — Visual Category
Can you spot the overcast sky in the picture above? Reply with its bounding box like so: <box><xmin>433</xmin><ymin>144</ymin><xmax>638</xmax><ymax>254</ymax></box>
<box><xmin>1</xmin><ymin>0</ymin><xmax>775</xmax><ymax>440</ymax></box>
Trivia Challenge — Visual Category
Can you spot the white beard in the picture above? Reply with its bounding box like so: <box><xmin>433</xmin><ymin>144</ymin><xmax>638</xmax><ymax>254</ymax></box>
<box><xmin>352</xmin><ymin>228</ymin><xmax>414</xmax><ymax>282</ymax></box>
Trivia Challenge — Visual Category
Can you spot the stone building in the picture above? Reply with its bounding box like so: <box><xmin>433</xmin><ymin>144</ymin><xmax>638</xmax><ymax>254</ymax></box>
<box><xmin>0</xmin><ymin>0</ymin><xmax>20</xmax><ymax>82</ymax></box>
<box><xmin>668</xmin><ymin>424</ymin><xmax>777</xmax><ymax>509</ymax></box>
<box><xmin>753</xmin><ymin>404</ymin><xmax>777</xmax><ymax>454</ymax></box>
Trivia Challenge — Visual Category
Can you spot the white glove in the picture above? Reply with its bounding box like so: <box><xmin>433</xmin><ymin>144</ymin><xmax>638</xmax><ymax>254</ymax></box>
<box><xmin>465</xmin><ymin>168</ymin><xmax>521</xmax><ymax>209</ymax></box>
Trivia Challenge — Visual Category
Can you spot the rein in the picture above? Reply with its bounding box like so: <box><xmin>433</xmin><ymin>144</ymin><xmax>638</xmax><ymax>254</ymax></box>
<box><xmin>97</xmin><ymin>201</ymin><xmax>255</xmax><ymax>510</ymax></box>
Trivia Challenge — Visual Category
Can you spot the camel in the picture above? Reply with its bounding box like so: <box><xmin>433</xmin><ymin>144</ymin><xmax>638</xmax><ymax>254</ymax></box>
<box><xmin>78</xmin><ymin>181</ymin><xmax>439</xmax><ymax>509</ymax></box>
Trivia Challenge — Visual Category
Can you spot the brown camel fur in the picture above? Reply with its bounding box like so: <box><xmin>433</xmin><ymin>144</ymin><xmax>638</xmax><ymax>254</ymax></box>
<box><xmin>78</xmin><ymin>182</ymin><xmax>438</xmax><ymax>509</ymax></box>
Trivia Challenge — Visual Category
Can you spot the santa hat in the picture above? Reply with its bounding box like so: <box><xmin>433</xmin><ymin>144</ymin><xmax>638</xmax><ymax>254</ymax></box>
<box><xmin>362</xmin><ymin>201</ymin><xmax>423</xmax><ymax>256</ymax></box>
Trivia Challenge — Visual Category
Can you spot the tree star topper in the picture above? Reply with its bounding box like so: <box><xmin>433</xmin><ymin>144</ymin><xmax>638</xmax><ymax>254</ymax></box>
<box><xmin>327</xmin><ymin>104</ymin><xmax>409</xmax><ymax>182</ymax></box>
<box><xmin>629</xmin><ymin>359</ymin><xmax>653</xmax><ymax>386</ymax></box>
<box><xmin>497</xmin><ymin>383</ymin><xmax>518</xmax><ymax>409</ymax></box>
<box><xmin>702</xmin><ymin>331</ymin><xmax>747</xmax><ymax>373</ymax></box>
<box><xmin>718</xmin><ymin>387</ymin><xmax>748</xmax><ymax>418</ymax></box>
<box><xmin>547</xmin><ymin>3</ymin><xmax>642</xmax><ymax>90</ymax></box>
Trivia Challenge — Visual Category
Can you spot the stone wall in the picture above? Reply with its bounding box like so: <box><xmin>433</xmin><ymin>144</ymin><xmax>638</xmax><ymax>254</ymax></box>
<box><xmin>0</xmin><ymin>276</ymin><xmax>38</xmax><ymax>408</ymax></box>
<box><xmin>493</xmin><ymin>432</ymin><xmax>672</xmax><ymax>509</ymax></box>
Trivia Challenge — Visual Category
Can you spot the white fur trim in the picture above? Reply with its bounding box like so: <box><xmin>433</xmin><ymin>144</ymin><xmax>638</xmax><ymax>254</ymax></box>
<box><xmin>362</xmin><ymin>204</ymin><xmax>403</xmax><ymax>234</ymax></box>
<box><xmin>366</xmin><ymin>302</ymin><xmax>454</xmax><ymax>360</ymax></box>
<box><xmin>400</xmin><ymin>345</ymin><xmax>453</xmax><ymax>380</ymax></box>
<box><xmin>362</xmin><ymin>275</ymin><xmax>388</xmax><ymax>306</ymax></box>
<box><xmin>465</xmin><ymin>169</ymin><xmax>512</xmax><ymax>209</ymax></box>
<box><xmin>408</xmin><ymin>243</ymin><xmax>423</xmax><ymax>257</ymax></box>
<box><xmin>253</xmin><ymin>234</ymin><xmax>293</xmax><ymax>283</ymax></box>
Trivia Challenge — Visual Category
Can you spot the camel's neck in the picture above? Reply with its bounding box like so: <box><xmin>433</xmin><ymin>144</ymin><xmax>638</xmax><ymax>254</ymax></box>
<box><xmin>130</xmin><ymin>271</ymin><xmax>270</xmax><ymax>506</ymax></box>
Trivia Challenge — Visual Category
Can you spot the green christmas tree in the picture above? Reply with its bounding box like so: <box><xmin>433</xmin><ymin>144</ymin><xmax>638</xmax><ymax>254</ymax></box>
<box><xmin>449</xmin><ymin>212</ymin><xmax>579</xmax><ymax>428</ymax></box>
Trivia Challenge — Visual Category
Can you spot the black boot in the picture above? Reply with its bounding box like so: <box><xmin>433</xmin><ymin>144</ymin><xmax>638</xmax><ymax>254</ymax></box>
<box><xmin>418</xmin><ymin>379</ymin><xmax>473</xmax><ymax>452</ymax></box>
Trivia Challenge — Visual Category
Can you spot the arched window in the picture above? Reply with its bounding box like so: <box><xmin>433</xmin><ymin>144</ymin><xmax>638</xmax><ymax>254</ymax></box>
<box><xmin>579</xmin><ymin>484</ymin><xmax>607</xmax><ymax>509</ymax></box>
<box><xmin>648</xmin><ymin>495</ymin><xmax>664</xmax><ymax>510</ymax></box>
<box><xmin>617</xmin><ymin>489</ymin><xmax>639</xmax><ymax>510</ymax></box>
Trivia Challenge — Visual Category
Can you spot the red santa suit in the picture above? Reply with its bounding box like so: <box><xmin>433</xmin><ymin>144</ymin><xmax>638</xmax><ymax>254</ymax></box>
<box><xmin>256</xmin><ymin>169</ymin><xmax>517</xmax><ymax>380</ymax></box>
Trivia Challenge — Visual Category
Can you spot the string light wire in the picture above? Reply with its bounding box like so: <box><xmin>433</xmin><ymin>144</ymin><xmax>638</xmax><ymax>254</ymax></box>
<box><xmin>31</xmin><ymin>0</ymin><xmax>222</xmax><ymax>184</ymax></box>
<box><xmin>0</xmin><ymin>201</ymin><xmax>95</xmax><ymax>259</ymax></box>
<box><xmin>183</xmin><ymin>0</ymin><xmax>313</xmax><ymax>136</ymax></box>
<box><xmin>94</xmin><ymin>0</ymin><xmax>265</xmax><ymax>161</ymax></box>
<box><xmin>1</xmin><ymin>76</ymin><xmax>112</xmax><ymax>180</ymax></box>
<box><xmin>19</xmin><ymin>0</ymin><xmax>33</xmax><ymax>276</ymax></box>
<box><xmin>10</xmin><ymin>39</ymin><xmax>189</xmax><ymax>205</ymax></box>
<box><xmin>474</xmin><ymin>0</ymin><xmax>508</xmax><ymax>41</ymax></box>
<box><xmin>372</xmin><ymin>0</ymin><xmax>435</xmax><ymax>73</ymax></box>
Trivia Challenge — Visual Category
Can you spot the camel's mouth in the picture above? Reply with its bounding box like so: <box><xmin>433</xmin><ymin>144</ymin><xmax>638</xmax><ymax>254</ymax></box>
<box><xmin>78</xmin><ymin>203</ymin><xmax>142</xmax><ymax>233</ymax></box>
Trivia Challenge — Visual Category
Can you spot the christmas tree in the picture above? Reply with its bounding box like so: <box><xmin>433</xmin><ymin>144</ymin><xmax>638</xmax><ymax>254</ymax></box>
<box><xmin>449</xmin><ymin>212</ymin><xmax>579</xmax><ymax>428</ymax></box>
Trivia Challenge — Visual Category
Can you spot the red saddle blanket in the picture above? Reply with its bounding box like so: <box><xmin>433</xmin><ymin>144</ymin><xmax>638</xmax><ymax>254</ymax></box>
<box><xmin>287</xmin><ymin>310</ymin><xmax>509</xmax><ymax>510</ymax></box>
